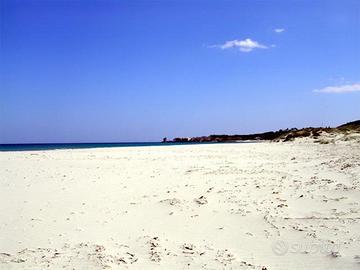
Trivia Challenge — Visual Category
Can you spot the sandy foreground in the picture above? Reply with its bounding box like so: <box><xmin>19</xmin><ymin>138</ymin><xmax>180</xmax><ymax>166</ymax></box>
<box><xmin>1</xmin><ymin>140</ymin><xmax>360</xmax><ymax>269</ymax></box>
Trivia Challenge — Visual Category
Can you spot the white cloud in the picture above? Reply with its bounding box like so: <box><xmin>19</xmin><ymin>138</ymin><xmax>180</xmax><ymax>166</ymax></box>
<box><xmin>313</xmin><ymin>83</ymin><xmax>360</xmax><ymax>94</ymax></box>
<box><xmin>218</xmin><ymin>38</ymin><xmax>268</xmax><ymax>52</ymax></box>
<box><xmin>274</xmin><ymin>28</ymin><xmax>285</xmax><ymax>33</ymax></box>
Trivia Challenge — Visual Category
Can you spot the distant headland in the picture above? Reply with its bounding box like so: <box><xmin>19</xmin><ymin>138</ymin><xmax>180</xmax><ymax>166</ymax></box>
<box><xmin>162</xmin><ymin>120</ymin><xmax>360</xmax><ymax>143</ymax></box>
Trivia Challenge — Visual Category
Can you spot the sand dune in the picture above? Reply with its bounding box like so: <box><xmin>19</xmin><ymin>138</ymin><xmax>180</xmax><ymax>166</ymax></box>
<box><xmin>1</xmin><ymin>139</ymin><xmax>360</xmax><ymax>269</ymax></box>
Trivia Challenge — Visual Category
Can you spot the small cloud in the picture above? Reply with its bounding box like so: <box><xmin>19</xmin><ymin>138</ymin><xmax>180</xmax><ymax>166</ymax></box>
<box><xmin>274</xmin><ymin>28</ymin><xmax>285</xmax><ymax>33</ymax></box>
<box><xmin>313</xmin><ymin>83</ymin><xmax>360</xmax><ymax>94</ymax></box>
<box><xmin>216</xmin><ymin>38</ymin><xmax>268</xmax><ymax>53</ymax></box>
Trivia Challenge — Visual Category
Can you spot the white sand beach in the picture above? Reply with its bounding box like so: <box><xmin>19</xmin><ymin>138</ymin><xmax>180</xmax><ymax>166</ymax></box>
<box><xmin>1</xmin><ymin>139</ymin><xmax>360</xmax><ymax>269</ymax></box>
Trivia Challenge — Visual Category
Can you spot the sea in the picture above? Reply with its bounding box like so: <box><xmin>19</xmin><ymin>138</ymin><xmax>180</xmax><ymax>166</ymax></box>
<box><xmin>0</xmin><ymin>142</ymin><xmax>220</xmax><ymax>152</ymax></box>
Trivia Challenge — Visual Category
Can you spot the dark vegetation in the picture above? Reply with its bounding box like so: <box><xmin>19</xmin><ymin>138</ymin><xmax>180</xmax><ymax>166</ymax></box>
<box><xmin>165</xmin><ymin>120</ymin><xmax>360</xmax><ymax>143</ymax></box>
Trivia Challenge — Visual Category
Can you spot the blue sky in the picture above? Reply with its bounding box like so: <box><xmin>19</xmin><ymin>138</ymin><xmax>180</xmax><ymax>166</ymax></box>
<box><xmin>1</xmin><ymin>0</ymin><xmax>359</xmax><ymax>143</ymax></box>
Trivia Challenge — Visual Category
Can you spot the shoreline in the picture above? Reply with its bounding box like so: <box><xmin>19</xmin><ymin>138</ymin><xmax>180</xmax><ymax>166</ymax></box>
<box><xmin>0</xmin><ymin>141</ymin><xmax>259</xmax><ymax>152</ymax></box>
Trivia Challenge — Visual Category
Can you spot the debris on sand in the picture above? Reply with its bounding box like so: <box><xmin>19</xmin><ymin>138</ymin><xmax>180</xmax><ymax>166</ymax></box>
<box><xmin>148</xmin><ymin>237</ymin><xmax>162</xmax><ymax>262</ymax></box>
<box><xmin>181</xmin><ymin>243</ymin><xmax>196</xmax><ymax>255</ymax></box>
<box><xmin>194</xmin><ymin>196</ymin><xmax>208</xmax><ymax>205</ymax></box>
<box><xmin>329</xmin><ymin>251</ymin><xmax>341</xmax><ymax>258</ymax></box>
<box><xmin>160</xmin><ymin>198</ymin><xmax>181</xmax><ymax>206</ymax></box>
